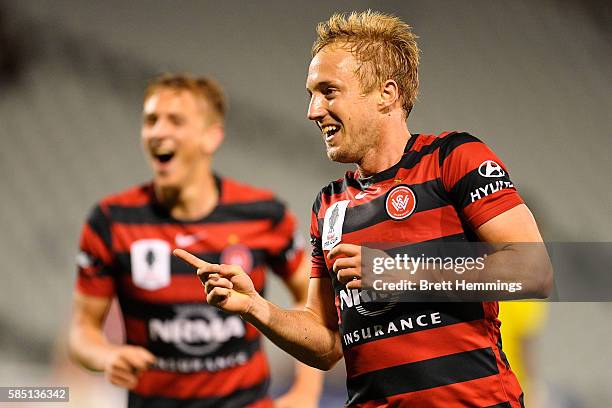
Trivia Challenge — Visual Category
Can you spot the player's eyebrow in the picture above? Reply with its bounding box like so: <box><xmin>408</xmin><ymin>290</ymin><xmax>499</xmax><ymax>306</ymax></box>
<box><xmin>306</xmin><ymin>81</ymin><xmax>336</xmax><ymax>94</ymax></box>
<box><xmin>142</xmin><ymin>112</ymin><xmax>157</xmax><ymax>121</ymax></box>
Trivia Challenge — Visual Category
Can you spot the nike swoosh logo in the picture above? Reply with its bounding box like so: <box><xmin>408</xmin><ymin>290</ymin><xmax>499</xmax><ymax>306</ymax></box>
<box><xmin>175</xmin><ymin>232</ymin><xmax>206</xmax><ymax>248</ymax></box>
<box><xmin>355</xmin><ymin>187</ymin><xmax>381</xmax><ymax>199</ymax></box>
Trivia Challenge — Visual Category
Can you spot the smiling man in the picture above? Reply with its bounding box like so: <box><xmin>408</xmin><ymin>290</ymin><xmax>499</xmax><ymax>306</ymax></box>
<box><xmin>68</xmin><ymin>74</ymin><xmax>322</xmax><ymax>408</ymax></box>
<box><xmin>175</xmin><ymin>10</ymin><xmax>552</xmax><ymax>408</ymax></box>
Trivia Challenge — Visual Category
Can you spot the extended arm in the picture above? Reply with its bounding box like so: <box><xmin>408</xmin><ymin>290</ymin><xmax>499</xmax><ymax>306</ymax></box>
<box><xmin>251</xmin><ymin>273</ymin><xmax>342</xmax><ymax>371</ymax></box>
<box><xmin>174</xmin><ymin>249</ymin><xmax>343</xmax><ymax>370</ymax></box>
<box><xmin>274</xmin><ymin>258</ymin><xmax>325</xmax><ymax>407</ymax></box>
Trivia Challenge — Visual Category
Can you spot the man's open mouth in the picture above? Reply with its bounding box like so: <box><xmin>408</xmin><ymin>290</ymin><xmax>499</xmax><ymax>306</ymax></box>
<box><xmin>321</xmin><ymin>124</ymin><xmax>341</xmax><ymax>140</ymax></box>
<box><xmin>155</xmin><ymin>153</ymin><xmax>174</xmax><ymax>163</ymax></box>
<box><xmin>152</xmin><ymin>149</ymin><xmax>176</xmax><ymax>163</ymax></box>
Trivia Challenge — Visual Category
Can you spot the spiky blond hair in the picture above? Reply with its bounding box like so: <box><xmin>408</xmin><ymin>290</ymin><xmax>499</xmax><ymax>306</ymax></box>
<box><xmin>312</xmin><ymin>10</ymin><xmax>420</xmax><ymax>115</ymax></box>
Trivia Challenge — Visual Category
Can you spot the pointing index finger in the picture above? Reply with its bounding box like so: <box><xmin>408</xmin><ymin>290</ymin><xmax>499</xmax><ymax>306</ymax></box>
<box><xmin>173</xmin><ymin>248</ymin><xmax>208</xmax><ymax>268</ymax></box>
<box><xmin>174</xmin><ymin>249</ymin><xmax>221</xmax><ymax>280</ymax></box>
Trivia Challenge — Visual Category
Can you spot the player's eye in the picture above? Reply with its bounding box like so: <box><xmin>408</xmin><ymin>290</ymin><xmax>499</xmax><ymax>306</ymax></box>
<box><xmin>143</xmin><ymin>114</ymin><xmax>157</xmax><ymax>126</ymax></box>
<box><xmin>323</xmin><ymin>87</ymin><xmax>338</xmax><ymax>98</ymax></box>
<box><xmin>168</xmin><ymin>115</ymin><xmax>185</xmax><ymax>126</ymax></box>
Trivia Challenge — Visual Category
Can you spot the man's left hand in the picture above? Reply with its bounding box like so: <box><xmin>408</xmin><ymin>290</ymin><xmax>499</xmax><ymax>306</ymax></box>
<box><xmin>328</xmin><ymin>243</ymin><xmax>362</xmax><ymax>289</ymax></box>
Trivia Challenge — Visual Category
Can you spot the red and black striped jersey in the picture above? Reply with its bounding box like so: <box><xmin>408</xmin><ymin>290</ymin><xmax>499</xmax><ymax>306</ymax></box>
<box><xmin>76</xmin><ymin>175</ymin><xmax>304</xmax><ymax>408</ymax></box>
<box><xmin>310</xmin><ymin>132</ymin><xmax>525</xmax><ymax>408</ymax></box>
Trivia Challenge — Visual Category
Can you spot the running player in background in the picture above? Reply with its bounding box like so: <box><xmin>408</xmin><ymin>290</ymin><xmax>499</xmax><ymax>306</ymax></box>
<box><xmin>69</xmin><ymin>73</ymin><xmax>322</xmax><ymax>408</ymax></box>
<box><xmin>176</xmin><ymin>11</ymin><xmax>552</xmax><ymax>407</ymax></box>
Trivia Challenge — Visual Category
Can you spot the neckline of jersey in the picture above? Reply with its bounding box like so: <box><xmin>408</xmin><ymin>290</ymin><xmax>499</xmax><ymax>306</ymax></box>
<box><xmin>350</xmin><ymin>133</ymin><xmax>419</xmax><ymax>190</ymax></box>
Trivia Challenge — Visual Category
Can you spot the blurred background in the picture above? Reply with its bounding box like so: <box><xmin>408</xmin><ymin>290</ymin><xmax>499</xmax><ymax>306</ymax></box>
<box><xmin>0</xmin><ymin>0</ymin><xmax>610</xmax><ymax>406</ymax></box>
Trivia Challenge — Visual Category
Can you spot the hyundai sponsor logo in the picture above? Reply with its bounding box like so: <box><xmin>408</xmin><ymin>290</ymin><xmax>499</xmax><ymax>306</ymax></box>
<box><xmin>478</xmin><ymin>160</ymin><xmax>505</xmax><ymax>178</ymax></box>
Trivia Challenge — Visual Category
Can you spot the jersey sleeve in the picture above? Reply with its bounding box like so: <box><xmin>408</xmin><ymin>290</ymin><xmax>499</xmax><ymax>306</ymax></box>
<box><xmin>439</xmin><ymin>133</ymin><xmax>524</xmax><ymax>229</ymax></box>
<box><xmin>266</xmin><ymin>203</ymin><xmax>305</xmax><ymax>281</ymax></box>
<box><xmin>310</xmin><ymin>193</ymin><xmax>330</xmax><ymax>279</ymax></box>
<box><xmin>75</xmin><ymin>204</ymin><xmax>117</xmax><ymax>297</ymax></box>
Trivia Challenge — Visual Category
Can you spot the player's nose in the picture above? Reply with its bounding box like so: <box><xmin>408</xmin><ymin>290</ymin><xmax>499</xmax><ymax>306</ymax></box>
<box><xmin>307</xmin><ymin>95</ymin><xmax>326</xmax><ymax>122</ymax></box>
<box><xmin>148</xmin><ymin>118</ymin><xmax>174</xmax><ymax>140</ymax></box>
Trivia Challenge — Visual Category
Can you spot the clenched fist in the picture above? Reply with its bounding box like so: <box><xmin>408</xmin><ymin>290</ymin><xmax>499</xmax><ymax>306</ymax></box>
<box><xmin>103</xmin><ymin>345</ymin><xmax>155</xmax><ymax>389</ymax></box>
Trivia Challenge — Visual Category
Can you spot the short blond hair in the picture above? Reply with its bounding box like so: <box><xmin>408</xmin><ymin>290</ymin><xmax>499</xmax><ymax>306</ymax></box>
<box><xmin>144</xmin><ymin>73</ymin><xmax>227</xmax><ymax>123</ymax></box>
<box><xmin>312</xmin><ymin>10</ymin><xmax>420</xmax><ymax>116</ymax></box>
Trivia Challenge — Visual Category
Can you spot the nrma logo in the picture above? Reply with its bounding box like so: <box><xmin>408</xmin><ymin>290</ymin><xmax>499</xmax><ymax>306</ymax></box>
<box><xmin>149</xmin><ymin>306</ymin><xmax>244</xmax><ymax>356</ymax></box>
<box><xmin>338</xmin><ymin>288</ymin><xmax>398</xmax><ymax>317</ymax></box>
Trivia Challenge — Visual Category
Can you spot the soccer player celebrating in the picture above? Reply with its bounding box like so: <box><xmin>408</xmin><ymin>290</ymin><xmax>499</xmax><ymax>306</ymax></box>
<box><xmin>69</xmin><ymin>74</ymin><xmax>322</xmax><ymax>407</ymax></box>
<box><xmin>176</xmin><ymin>11</ymin><xmax>552</xmax><ymax>407</ymax></box>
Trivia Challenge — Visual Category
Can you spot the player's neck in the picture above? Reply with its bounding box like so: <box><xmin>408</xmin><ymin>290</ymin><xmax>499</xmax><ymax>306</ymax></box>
<box><xmin>155</xmin><ymin>166</ymin><xmax>218</xmax><ymax>221</ymax></box>
<box><xmin>357</xmin><ymin>119</ymin><xmax>411</xmax><ymax>178</ymax></box>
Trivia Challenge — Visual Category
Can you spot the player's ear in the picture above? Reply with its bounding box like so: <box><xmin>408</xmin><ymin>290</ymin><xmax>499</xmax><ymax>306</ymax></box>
<box><xmin>201</xmin><ymin>123</ymin><xmax>224</xmax><ymax>155</ymax></box>
<box><xmin>379</xmin><ymin>79</ymin><xmax>399</xmax><ymax>113</ymax></box>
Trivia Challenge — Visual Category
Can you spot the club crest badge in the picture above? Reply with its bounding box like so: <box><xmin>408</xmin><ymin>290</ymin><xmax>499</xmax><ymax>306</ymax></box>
<box><xmin>130</xmin><ymin>239</ymin><xmax>171</xmax><ymax>290</ymax></box>
<box><xmin>322</xmin><ymin>200</ymin><xmax>350</xmax><ymax>250</ymax></box>
<box><xmin>220</xmin><ymin>244</ymin><xmax>254</xmax><ymax>274</ymax></box>
<box><xmin>385</xmin><ymin>185</ymin><xmax>417</xmax><ymax>220</ymax></box>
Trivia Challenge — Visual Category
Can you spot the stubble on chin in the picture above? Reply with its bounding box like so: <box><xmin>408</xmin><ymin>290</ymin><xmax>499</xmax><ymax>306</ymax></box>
<box><xmin>326</xmin><ymin>147</ymin><xmax>353</xmax><ymax>163</ymax></box>
<box><xmin>326</xmin><ymin>140</ymin><xmax>371</xmax><ymax>164</ymax></box>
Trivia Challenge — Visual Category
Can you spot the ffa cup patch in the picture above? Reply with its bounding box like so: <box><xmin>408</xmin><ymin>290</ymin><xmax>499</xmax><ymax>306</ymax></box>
<box><xmin>385</xmin><ymin>185</ymin><xmax>417</xmax><ymax>220</ymax></box>
<box><xmin>130</xmin><ymin>239</ymin><xmax>171</xmax><ymax>290</ymax></box>
<box><xmin>322</xmin><ymin>200</ymin><xmax>350</xmax><ymax>250</ymax></box>
<box><xmin>220</xmin><ymin>244</ymin><xmax>254</xmax><ymax>274</ymax></box>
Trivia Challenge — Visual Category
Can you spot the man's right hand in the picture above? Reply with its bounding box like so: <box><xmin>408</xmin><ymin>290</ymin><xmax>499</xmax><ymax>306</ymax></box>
<box><xmin>173</xmin><ymin>248</ymin><xmax>259</xmax><ymax>315</ymax></box>
<box><xmin>103</xmin><ymin>346</ymin><xmax>155</xmax><ymax>389</ymax></box>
